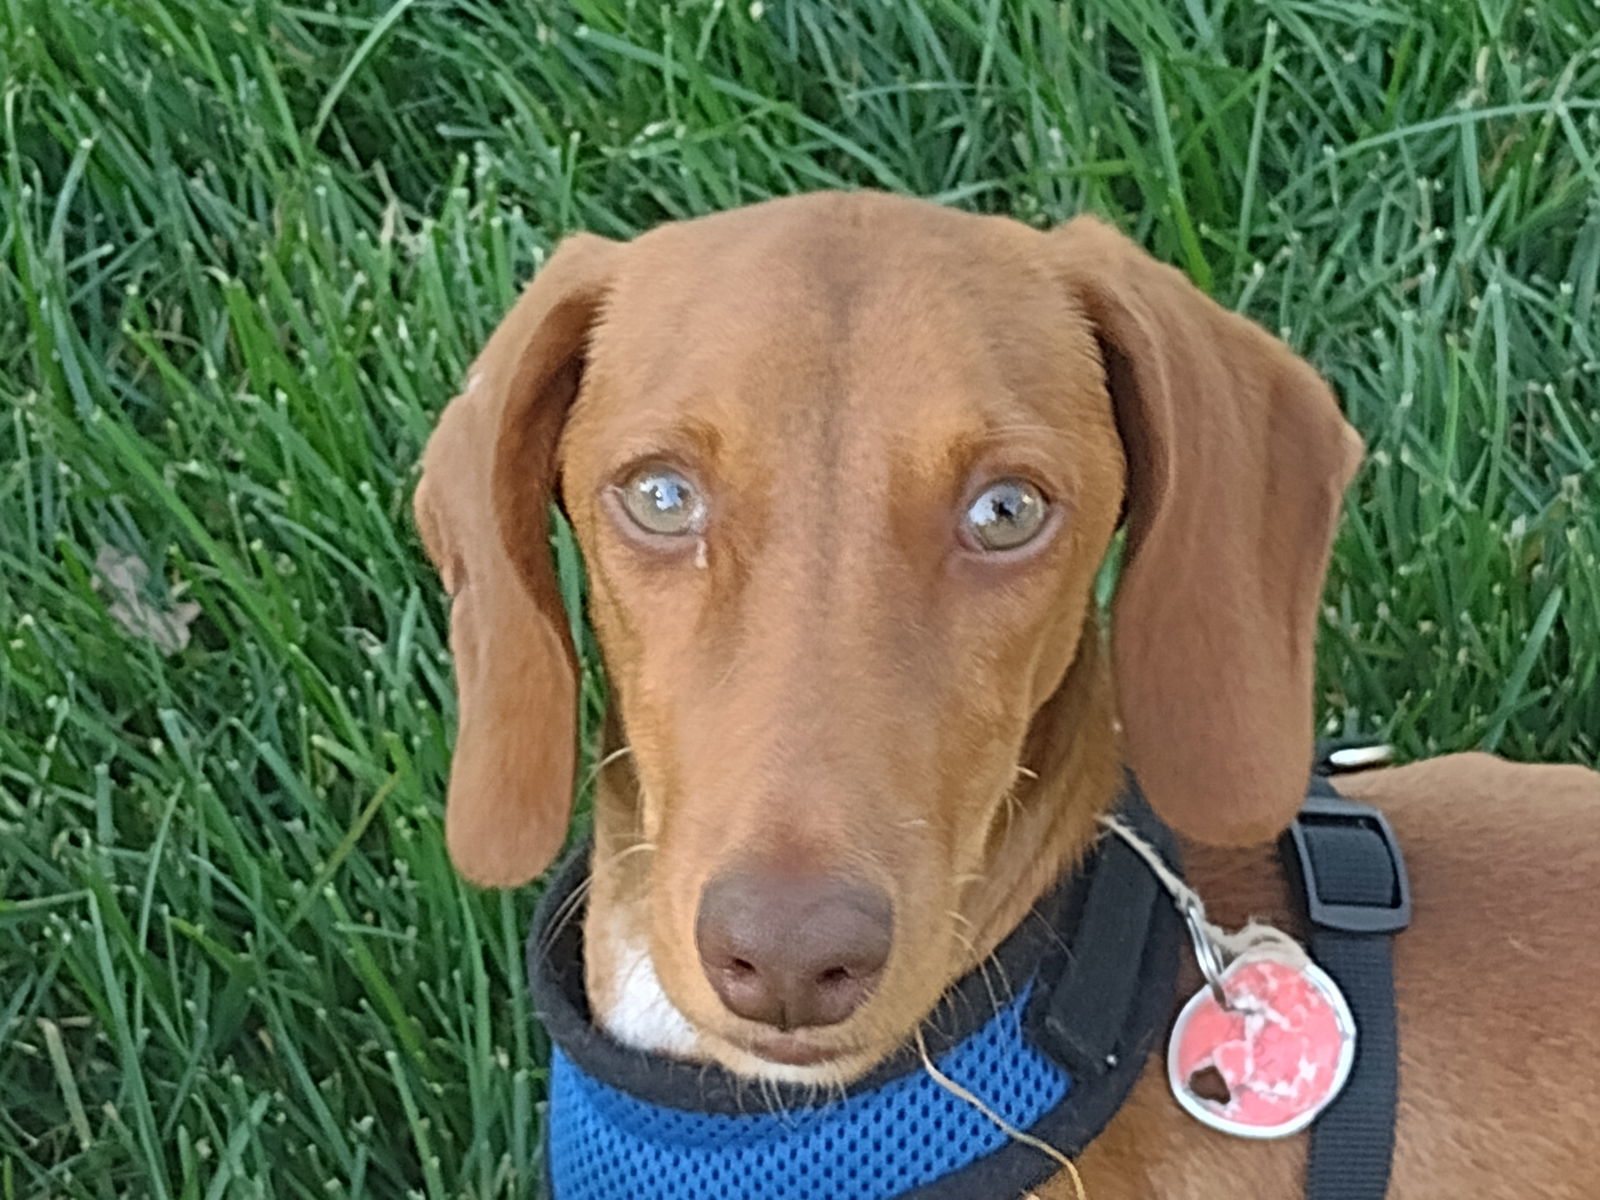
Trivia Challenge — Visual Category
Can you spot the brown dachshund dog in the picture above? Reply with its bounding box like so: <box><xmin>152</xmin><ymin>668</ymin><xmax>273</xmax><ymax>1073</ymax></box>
<box><xmin>414</xmin><ymin>192</ymin><xmax>1599</xmax><ymax>1198</ymax></box>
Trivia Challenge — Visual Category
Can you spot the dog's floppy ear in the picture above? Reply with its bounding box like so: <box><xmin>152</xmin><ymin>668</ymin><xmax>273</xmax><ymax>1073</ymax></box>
<box><xmin>1054</xmin><ymin>217</ymin><xmax>1363</xmax><ymax>845</ymax></box>
<box><xmin>414</xmin><ymin>233</ymin><xmax>619</xmax><ymax>886</ymax></box>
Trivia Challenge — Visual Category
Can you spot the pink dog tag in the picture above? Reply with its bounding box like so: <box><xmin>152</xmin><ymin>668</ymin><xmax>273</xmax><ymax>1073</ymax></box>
<box><xmin>1167</xmin><ymin>953</ymin><xmax>1355</xmax><ymax>1138</ymax></box>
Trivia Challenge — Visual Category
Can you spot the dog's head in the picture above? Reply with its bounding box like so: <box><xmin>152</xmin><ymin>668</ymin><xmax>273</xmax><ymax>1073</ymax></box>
<box><xmin>415</xmin><ymin>192</ymin><xmax>1361</xmax><ymax>1080</ymax></box>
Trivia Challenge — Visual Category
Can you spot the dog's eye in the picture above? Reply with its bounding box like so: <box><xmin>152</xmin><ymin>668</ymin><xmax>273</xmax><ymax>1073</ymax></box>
<box><xmin>963</xmin><ymin>479</ymin><xmax>1049</xmax><ymax>551</ymax></box>
<box><xmin>618</xmin><ymin>464</ymin><xmax>705</xmax><ymax>537</ymax></box>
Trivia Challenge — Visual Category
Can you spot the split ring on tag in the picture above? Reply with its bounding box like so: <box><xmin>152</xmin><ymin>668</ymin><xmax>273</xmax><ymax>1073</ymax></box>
<box><xmin>1167</xmin><ymin>953</ymin><xmax>1356</xmax><ymax>1139</ymax></box>
<box><xmin>1180</xmin><ymin>896</ymin><xmax>1230</xmax><ymax>1007</ymax></box>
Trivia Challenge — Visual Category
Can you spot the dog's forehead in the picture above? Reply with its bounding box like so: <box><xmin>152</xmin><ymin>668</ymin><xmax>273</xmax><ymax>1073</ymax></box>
<box><xmin>609</xmin><ymin>193</ymin><xmax>1048</xmax><ymax>324</ymax></box>
<box><xmin>581</xmin><ymin>194</ymin><xmax>1095</xmax><ymax>445</ymax></box>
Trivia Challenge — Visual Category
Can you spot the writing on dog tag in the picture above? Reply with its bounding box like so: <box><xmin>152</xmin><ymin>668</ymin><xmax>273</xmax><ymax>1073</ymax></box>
<box><xmin>1167</xmin><ymin>953</ymin><xmax>1356</xmax><ymax>1139</ymax></box>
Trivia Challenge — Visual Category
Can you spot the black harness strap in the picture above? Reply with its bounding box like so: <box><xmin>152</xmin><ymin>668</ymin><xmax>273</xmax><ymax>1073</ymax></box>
<box><xmin>1283</xmin><ymin>767</ymin><xmax>1412</xmax><ymax>1200</ymax></box>
<box><xmin>1042</xmin><ymin>824</ymin><xmax>1175</xmax><ymax>1079</ymax></box>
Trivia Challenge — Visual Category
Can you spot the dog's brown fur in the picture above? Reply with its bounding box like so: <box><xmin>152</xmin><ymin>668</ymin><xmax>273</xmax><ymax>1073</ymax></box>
<box><xmin>415</xmin><ymin>192</ymin><xmax>1600</xmax><ymax>1196</ymax></box>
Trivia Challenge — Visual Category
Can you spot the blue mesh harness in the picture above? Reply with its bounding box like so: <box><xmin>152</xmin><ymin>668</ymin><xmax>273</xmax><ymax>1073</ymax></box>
<box><xmin>526</xmin><ymin>785</ymin><xmax>1184</xmax><ymax>1199</ymax></box>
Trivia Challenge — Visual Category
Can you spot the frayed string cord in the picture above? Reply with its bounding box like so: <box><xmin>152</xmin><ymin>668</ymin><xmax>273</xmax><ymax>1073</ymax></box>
<box><xmin>914</xmin><ymin>1029</ymin><xmax>1088</xmax><ymax>1200</ymax></box>
<box><xmin>1097</xmin><ymin>815</ymin><xmax>1308</xmax><ymax>970</ymax></box>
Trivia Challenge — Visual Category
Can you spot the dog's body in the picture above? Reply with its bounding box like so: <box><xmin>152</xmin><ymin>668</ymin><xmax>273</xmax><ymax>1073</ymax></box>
<box><xmin>415</xmin><ymin>192</ymin><xmax>1600</xmax><ymax>1197</ymax></box>
<box><xmin>1074</xmin><ymin>754</ymin><xmax>1600</xmax><ymax>1199</ymax></box>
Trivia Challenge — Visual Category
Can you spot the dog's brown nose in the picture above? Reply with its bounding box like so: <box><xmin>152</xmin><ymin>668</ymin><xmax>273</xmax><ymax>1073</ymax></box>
<box><xmin>695</xmin><ymin>869</ymin><xmax>892</xmax><ymax>1030</ymax></box>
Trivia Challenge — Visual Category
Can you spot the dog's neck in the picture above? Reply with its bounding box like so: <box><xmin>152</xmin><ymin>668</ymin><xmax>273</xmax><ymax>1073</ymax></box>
<box><xmin>581</xmin><ymin>619</ymin><xmax>1125</xmax><ymax>1061</ymax></box>
<box><xmin>581</xmin><ymin>711</ymin><xmax>700</xmax><ymax>1057</ymax></box>
<box><xmin>964</xmin><ymin>621</ymin><xmax>1124</xmax><ymax>958</ymax></box>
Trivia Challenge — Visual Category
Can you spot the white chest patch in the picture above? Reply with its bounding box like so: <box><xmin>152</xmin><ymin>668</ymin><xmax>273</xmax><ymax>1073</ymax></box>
<box><xmin>596</xmin><ymin>928</ymin><xmax>699</xmax><ymax>1057</ymax></box>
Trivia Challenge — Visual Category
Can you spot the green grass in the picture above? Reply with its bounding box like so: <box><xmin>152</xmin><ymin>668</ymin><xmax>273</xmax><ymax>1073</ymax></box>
<box><xmin>2</xmin><ymin>0</ymin><xmax>1596</xmax><ymax>1195</ymax></box>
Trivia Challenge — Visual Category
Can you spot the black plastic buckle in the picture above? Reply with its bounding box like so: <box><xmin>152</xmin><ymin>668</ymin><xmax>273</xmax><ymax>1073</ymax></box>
<box><xmin>1282</xmin><ymin>794</ymin><xmax>1412</xmax><ymax>935</ymax></box>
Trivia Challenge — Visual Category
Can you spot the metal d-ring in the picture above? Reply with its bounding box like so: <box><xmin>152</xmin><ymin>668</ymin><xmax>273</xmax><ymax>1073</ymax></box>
<box><xmin>1181</xmin><ymin>895</ymin><xmax>1232</xmax><ymax>1009</ymax></box>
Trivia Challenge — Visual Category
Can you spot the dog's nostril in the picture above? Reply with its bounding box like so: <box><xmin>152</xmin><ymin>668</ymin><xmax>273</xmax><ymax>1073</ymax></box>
<box><xmin>696</xmin><ymin>868</ymin><xmax>893</xmax><ymax>1032</ymax></box>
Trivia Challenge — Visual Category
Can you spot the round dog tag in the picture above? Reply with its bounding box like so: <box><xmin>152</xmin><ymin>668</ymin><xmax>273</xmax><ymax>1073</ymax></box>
<box><xmin>1167</xmin><ymin>953</ymin><xmax>1355</xmax><ymax>1139</ymax></box>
